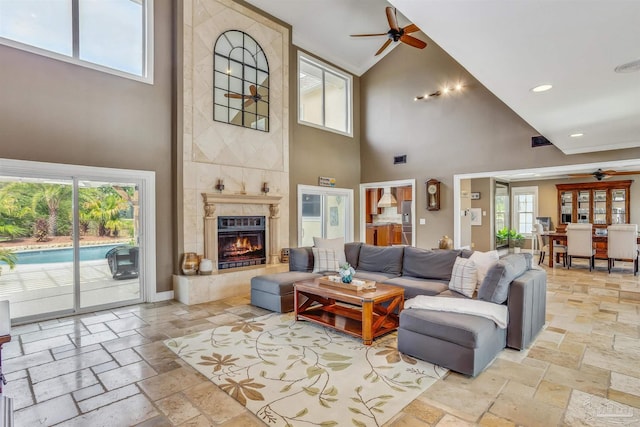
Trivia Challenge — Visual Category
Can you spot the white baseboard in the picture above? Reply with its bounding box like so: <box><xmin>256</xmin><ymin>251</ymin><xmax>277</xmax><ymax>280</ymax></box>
<box><xmin>151</xmin><ymin>290</ymin><xmax>174</xmax><ymax>302</ymax></box>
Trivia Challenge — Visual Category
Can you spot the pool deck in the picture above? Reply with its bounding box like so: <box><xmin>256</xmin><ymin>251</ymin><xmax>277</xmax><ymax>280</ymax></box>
<box><xmin>0</xmin><ymin>260</ymin><xmax>139</xmax><ymax>320</ymax></box>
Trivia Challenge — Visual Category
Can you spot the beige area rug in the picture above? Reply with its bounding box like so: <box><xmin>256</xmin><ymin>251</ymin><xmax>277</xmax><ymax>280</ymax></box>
<box><xmin>165</xmin><ymin>313</ymin><xmax>447</xmax><ymax>426</ymax></box>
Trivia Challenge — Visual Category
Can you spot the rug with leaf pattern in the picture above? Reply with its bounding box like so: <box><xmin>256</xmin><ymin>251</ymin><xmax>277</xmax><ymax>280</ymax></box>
<box><xmin>164</xmin><ymin>312</ymin><xmax>447</xmax><ymax>426</ymax></box>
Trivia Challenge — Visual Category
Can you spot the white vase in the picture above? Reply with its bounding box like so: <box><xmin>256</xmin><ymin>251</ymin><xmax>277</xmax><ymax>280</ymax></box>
<box><xmin>199</xmin><ymin>259</ymin><xmax>213</xmax><ymax>275</ymax></box>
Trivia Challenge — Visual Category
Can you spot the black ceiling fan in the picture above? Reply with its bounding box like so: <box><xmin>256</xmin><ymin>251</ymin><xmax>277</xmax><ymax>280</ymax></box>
<box><xmin>568</xmin><ymin>168</ymin><xmax>640</xmax><ymax>181</ymax></box>
<box><xmin>350</xmin><ymin>7</ymin><xmax>427</xmax><ymax>56</ymax></box>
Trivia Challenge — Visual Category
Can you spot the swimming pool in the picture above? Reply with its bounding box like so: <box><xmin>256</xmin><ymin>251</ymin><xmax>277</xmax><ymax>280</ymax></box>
<box><xmin>7</xmin><ymin>244</ymin><xmax>124</xmax><ymax>265</ymax></box>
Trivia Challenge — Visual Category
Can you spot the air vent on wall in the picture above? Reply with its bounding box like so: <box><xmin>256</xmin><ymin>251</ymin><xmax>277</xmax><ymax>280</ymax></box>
<box><xmin>531</xmin><ymin>136</ymin><xmax>553</xmax><ymax>147</ymax></box>
<box><xmin>394</xmin><ymin>155</ymin><xmax>407</xmax><ymax>164</ymax></box>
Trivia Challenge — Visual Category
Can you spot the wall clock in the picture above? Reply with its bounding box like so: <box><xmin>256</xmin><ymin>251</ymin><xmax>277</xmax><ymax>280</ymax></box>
<box><xmin>213</xmin><ymin>30</ymin><xmax>269</xmax><ymax>131</ymax></box>
<box><xmin>426</xmin><ymin>179</ymin><xmax>440</xmax><ymax>211</ymax></box>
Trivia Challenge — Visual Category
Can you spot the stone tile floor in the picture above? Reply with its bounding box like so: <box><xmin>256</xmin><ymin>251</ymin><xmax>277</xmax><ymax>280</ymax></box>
<box><xmin>3</xmin><ymin>260</ymin><xmax>640</xmax><ymax>426</ymax></box>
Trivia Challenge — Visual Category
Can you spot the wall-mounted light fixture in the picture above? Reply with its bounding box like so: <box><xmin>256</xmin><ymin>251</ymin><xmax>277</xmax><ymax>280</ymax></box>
<box><xmin>215</xmin><ymin>179</ymin><xmax>225</xmax><ymax>192</ymax></box>
<box><xmin>414</xmin><ymin>82</ymin><xmax>466</xmax><ymax>101</ymax></box>
<box><xmin>262</xmin><ymin>182</ymin><xmax>270</xmax><ymax>194</ymax></box>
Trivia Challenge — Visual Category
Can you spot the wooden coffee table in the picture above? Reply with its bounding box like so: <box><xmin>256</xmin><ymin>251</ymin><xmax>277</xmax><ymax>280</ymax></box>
<box><xmin>293</xmin><ymin>278</ymin><xmax>404</xmax><ymax>345</ymax></box>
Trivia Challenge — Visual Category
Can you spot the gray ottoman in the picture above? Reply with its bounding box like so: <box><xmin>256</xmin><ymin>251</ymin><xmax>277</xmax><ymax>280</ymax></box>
<box><xmin>250</xmin><ymin>271</ymin><xmax>320</xmax><ymax>313</ymax></box>
<box><xmin>398</xmin><ymin>308</ymin><xmax>506</xmax><ymax>377</ymax></box>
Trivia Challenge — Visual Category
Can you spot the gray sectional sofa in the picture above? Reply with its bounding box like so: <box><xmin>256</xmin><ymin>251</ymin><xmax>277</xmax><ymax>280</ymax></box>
<box><xmin>250</xmin><ymin>242</ymin><xmax>546</xmax><ymax>376</ymax></box>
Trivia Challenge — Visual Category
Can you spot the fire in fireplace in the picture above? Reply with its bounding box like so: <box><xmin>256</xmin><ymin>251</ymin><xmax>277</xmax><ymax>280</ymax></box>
<box><xmin>217</xmin><ymin>216</ymin><xmax>266</xmax><ymax>269</ymax></box>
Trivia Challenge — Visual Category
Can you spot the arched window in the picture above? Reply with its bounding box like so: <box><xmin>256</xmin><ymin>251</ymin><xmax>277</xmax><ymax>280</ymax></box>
<box><xmin>213</xmin><ymin>30</ymin><xmax>269</xmax><ymax>131</ymax></box>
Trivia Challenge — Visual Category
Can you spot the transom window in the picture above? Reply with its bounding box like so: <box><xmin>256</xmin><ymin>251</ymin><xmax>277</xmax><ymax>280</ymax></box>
<box><xmin>298</xmin><ymin>52</ymin><xmax>352</xmax><ymax>136</ymax></box>
<box><xmin>0</xmin><ymin>0</ymin><xmax>153</xmax><ymax>83</ymax></box>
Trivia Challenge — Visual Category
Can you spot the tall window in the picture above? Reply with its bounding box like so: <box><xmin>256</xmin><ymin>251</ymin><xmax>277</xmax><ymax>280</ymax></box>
<box><xmin>512</xmin><ymin>186</ymin><xmax>538</xmax><ymax>235</ymax></box>
<box><xmin>298</xmin><ymin>52</ymin><xmax>352</xmax><ymax>136</ymax></box>
<box><xmin>0</xmin><ymin>0</ymin><xmax>153</xmax><ymax>82</ymax></box>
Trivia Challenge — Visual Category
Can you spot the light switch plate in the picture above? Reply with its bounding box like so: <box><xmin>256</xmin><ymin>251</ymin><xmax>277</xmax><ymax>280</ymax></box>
<box><xmin>419</xmin><ymin>218</ymin><xmax>426</xmax><ymax>225</ymax></box>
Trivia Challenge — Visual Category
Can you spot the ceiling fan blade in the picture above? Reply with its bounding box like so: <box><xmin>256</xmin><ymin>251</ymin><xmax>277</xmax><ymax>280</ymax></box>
<box><xmin>224</xmin><ymin>93</ymin><xmax>246</xmax><ymax>99</ymax></box>
<box><xmin>249</xmin><ymin>85</ymin><xmax>257</xmax><ymax>96</ymax></box>
<box><xmin>375</xmin><ymin>39</ymin><xmax>392</xmax><ymax>56</ymax></box>
<box><xmin>605</xmin><ymin>170</ymin><xmax>640</xmax><ymax>176</ymax></box>
<box><xmin>567</xmin><ymin>173</ymin><xmax>596</xmax><ymax>178</ymax></box>
<box><xmin>386</xmin><ymin>6</ymin><xmax>399</xmax><ymax>31</ymax></box>
<box><xmin>403</xmin><ymin>23</ymin><xmax>420</xmax><ymax>34</ymax></box>
<box><xmin>244</xmin><ymin>98</ymin><xmax>255</xmax><ymax>108</ymax></box>
<box><xmin>400</xmin><ymin>34</ymin><xmax>427</xmax><ymax>49</ymax></box>
<box><xmin>350</xmin><ymin>33</ymin><xmax>387</xmax><ymax>37</ymax></box>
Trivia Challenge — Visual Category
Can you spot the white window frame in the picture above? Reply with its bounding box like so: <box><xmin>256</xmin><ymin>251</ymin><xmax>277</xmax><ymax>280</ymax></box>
<box><xmin>512</xmin><ymin>186</ymin><xmax>538</xmax><ymax>236</ymax></box>
<box><xmin>0</xmin><ymin>0</ymin><xmax>154</xmax><ymax>84</ymax></box>
<box><xmin>0</xmin><ymin>158</ymin><xmax>158</xmax><ymax>308</ymax></box>
<box><xmin>297</xmin><ymin>51</ymin><xmax>353</xmax><ymax>137</ymax></box>
<box><xmin>297</xmin><ymin>185</ymin><xmax>354</xmax><ymax>247</ymax></box>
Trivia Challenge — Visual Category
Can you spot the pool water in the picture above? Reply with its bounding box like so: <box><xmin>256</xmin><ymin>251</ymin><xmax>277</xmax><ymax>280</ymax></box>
<box><xmin>7</xmin><ymin>244</ymin><xmax>124</xmax><ymax>265</ymax></box>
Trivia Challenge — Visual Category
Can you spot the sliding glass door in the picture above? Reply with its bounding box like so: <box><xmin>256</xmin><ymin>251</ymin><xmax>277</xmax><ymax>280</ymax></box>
<box><xmin>0</xmin><ymin>160</ymin><xmax>152</xmax><ymax>322</ymax></box>
<box><xmin>298</xmin><ymin>185</ymin><xmax>353</xmax><ymax>247</ymax></box>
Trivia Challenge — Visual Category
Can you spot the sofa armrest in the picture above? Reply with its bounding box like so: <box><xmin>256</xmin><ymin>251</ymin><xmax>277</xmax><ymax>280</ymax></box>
<box><xmin>506</xmin><ymin>268</ymin><xmax>547</xmax><ymax>350</ymax></box>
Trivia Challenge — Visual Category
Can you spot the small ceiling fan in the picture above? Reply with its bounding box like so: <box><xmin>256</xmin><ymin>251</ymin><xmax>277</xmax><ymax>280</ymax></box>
<box><xmin>568</xmin><ymin>168</ymin><xmax>640</xmax><ymax>181</ymax></box>
<box><xmin>350</xmin><ymin>7</ymin><xmax>426</xmax><ymax>56</ymax></box>
<box><xmin>224</xmin><ymin>85</ymin><xmax>265</xmax><ymax>108</ymax></box>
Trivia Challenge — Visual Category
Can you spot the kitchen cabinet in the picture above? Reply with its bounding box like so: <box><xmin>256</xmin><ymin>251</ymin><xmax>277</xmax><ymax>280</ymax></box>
<box><xmin>556</xmin><ymin>180</ymin><xmax>631</xmax><ymax>229</ymax></box>
<box><xmin>366</xmin><ymin>223</ymin><xmax>402</xmax><ymax>246</ymax></box>
<box><xmin>365</xmin><ymin>188</ymin><xmax>383</xmax><ymax>224</ymax></box>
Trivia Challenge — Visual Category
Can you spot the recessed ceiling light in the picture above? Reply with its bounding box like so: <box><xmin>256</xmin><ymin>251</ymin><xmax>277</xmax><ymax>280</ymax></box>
<box><xmin>570</xmin><ymin>133</ymin><xmax>584</xmax><ymax>138</ymax></box>
<box><xmin>531</xmin><ymin>84</ymin><xmax>553</xmax><ymax>93</ymax></box>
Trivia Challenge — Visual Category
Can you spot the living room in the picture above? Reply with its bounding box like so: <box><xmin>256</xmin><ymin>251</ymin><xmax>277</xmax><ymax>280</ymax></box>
<box><xmin>1</xmin><ymin>0</ymin><xmax>639</xmax><ymax>425</ymax></box>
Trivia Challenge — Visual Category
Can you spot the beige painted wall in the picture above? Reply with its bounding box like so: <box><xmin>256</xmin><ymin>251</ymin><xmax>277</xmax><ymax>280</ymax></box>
<box><xmin>288</xmin><ymin>47</ymin><xmax>361</xmax><ymax>246</ymax></box>
<box><xmin>0</xmin><ymin>2</ymin><xmax>174</xmax><ymax>292</ymax></box>
<box><xmin>471</xmin><ymin>178</ymin><xmax>492</xmax><ymax>251</ymax></box>
<box><xmin>360</xmin><ymin>37</ymin><xmax>640</xmax><ymax>250</ymax></box>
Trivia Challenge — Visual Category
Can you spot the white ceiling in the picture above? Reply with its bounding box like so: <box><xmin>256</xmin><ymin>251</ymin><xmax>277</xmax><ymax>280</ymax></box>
<box><xmin>246</xmin><ymin>0</ymin><xmax>640</xmax><ymax>156</ymax></box>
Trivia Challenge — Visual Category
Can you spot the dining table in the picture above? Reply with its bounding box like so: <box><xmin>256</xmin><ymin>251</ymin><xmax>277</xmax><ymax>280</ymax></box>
<box><xmin>543</xmin><ymin>231</ymin><xmax>640</xmax><ymax>268</ymax></box>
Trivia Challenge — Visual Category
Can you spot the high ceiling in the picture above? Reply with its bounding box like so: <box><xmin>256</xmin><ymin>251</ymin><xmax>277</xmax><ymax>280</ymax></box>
<box><xmin>246</xmin><ymin>0</ymin><xmax>640</xmax><ymax>157</ymax></box>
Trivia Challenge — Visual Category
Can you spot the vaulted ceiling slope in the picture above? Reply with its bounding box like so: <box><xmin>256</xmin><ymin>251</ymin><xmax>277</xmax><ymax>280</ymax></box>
<box><xmin>246</xmin><ymin>0</ymin><xmax>640</xmax><ymax>156</ymax></box>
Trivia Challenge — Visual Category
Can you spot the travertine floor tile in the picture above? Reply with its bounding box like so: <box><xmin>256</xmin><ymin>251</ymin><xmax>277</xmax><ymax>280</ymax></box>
<box><xmin>156</xmin><ymin>393</ymin><xmax>202</xmax><ymax>425</ymax></box>
<box><xmin>4</xmin><ymin>265</ymin><xmax>640</xmax><ymax>427</ymax></box>
<box><xmin>61</xmin><ymin>393</ymin><xmax>158</xmax><ymax>426</ymax></box>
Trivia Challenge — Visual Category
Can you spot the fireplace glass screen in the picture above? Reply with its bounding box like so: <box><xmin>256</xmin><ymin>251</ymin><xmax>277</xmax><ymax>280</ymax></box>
<box><xmin>217</xmin><ymin>216</ymin><xmax>266</xmax><ymax>269</ymax></box>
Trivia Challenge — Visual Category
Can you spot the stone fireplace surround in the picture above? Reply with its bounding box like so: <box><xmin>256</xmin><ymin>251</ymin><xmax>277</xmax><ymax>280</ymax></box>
<box><xmin>173</xmin><ymin>193</ymin><xmax>288</xmax><ymax>305</ymax></box>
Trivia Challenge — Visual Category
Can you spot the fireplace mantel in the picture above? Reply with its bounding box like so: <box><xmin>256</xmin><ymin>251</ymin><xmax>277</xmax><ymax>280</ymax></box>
<box><xmin>202</xmin><ymin>193</ymin><xmax>282</xmax><ymax>206</ymax></box>
<box><xmin>201</xmin><ymin>192</ymin><xmax>283</xmax><ymax>271</ymax></box>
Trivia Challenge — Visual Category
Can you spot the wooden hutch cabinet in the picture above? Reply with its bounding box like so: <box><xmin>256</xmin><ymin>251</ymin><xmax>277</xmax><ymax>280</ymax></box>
<box><xmin>556</xmin><ymin>180</ymin><xmax>632</xmax><ymax>228</ymax></box>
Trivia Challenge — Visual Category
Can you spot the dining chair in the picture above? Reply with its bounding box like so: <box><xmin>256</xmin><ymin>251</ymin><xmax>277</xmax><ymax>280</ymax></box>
<box><xmin>607</xmin><ymin>224</ymin><xmax>639</xmax><ymax>275</ymax></box>
<box><xmin>566</xmin><ymin>223</ymin><xmax>596</xmax><ymax>271</ymax></box>
<box><xmin>533</xmin><ymin>223</ymin><xmax>566</xmax><ymax>266</ymax></box>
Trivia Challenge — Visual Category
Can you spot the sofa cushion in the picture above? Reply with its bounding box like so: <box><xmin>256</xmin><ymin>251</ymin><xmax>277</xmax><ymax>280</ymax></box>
<box><xmin>357</xmin><ymin>244</ymin><xmax>404</xmax><ymax>275</ymax></box>
<box><xmin>251</xmin><ymin>271</ymin><xmax>321</xmax><ymax>295</ymax></box>
<box><xmin>313</xmin><ymin>237</ymin><xmax>347</xmax><ymax>266</ymax></box>
<box><xmin>478</xmin><ymin>253</ymin><xmax>532</xmax><ymax>304</ymax></box>
<box><xmin>344</xmin><ymin>242</ymin><xmax>363</xmax><ymax>269</ymax></box>
<box><xmin>382</xmin><ymin>276</ymin><xmax>448</xmax><ymax>299</ymax></box>
<box><xmin>400</xmin><ymin>309</ymin><xmax>499</xmax><ymax>349</ymax></box>
<box><xmin>402</xmin><ymin>247</ymin><xmax>460</xmax><ymax>281</ymax></box>
<box><xmin>448</xmin><ymin>257</ymin><xmax>478</xmax><ymax>298</ymax></box>
<box><xmin>312</xmin><ymin>248</ymin><xmax>340</xmax><ymax>273</ymax></box>
<box><xmin>289</xmin><ymin>247</ymin><xmax>314</xmax><ymax>272</ymax></box>
<box><xmin>469</xmin><ymin>250</ymin><xmax>499</xmax><ymax>286</ymax></box>
<box><xmin>354</xmin><ymin>270</ymin><xmax>400</xmax><ymax>283</ymax></box>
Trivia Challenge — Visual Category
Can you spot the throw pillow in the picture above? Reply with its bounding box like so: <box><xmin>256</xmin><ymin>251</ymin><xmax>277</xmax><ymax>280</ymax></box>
<box><xmin>312</xmin><ymin>248</ymin><xmax>340</xmax><ymax>273</ymax></box>
<box><xmin>469</xmin><ymin>250</ymin><xmax>499</xmax><ymax>286</ymax></box>
<box><xmin>478</xmin><ymin>253</ymin><xmax>532</xmax><ymax>304</ymax></box>
<box><xmin>448</xmin><ymin>256</ymin><xmax>478</xmax><ymax>298</ymax></box>
<box><xmin>313</xmin><ymin>237</ymin><xmax>347</xmax><ymax>266</ymax></box>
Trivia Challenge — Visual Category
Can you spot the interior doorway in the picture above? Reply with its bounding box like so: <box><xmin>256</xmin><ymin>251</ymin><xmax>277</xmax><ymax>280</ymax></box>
<box><xmin>359</xmin><ymin>179</ymin><xmax>415</xmax><ymax>246</ymax></box>
<box><xmin>297</xmin><ymin>185</ymin><xmax>354</xmax><ymax>246</ymax></box>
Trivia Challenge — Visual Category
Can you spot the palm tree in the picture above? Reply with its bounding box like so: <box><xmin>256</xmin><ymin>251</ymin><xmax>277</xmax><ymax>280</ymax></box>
<box><xmin>82</xmin><ymin>191</ymin><xmax>130</xmax><ymax>237</ymax></box>
<box><xmin>0</xmin><ymin>248</ymin><xmax>16</xmax><ymax>275</ymax></box>
<box><xmin>31</xmin><ymin>184</ymin><xmax>70</xmax><ymax>237</ymax></box>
